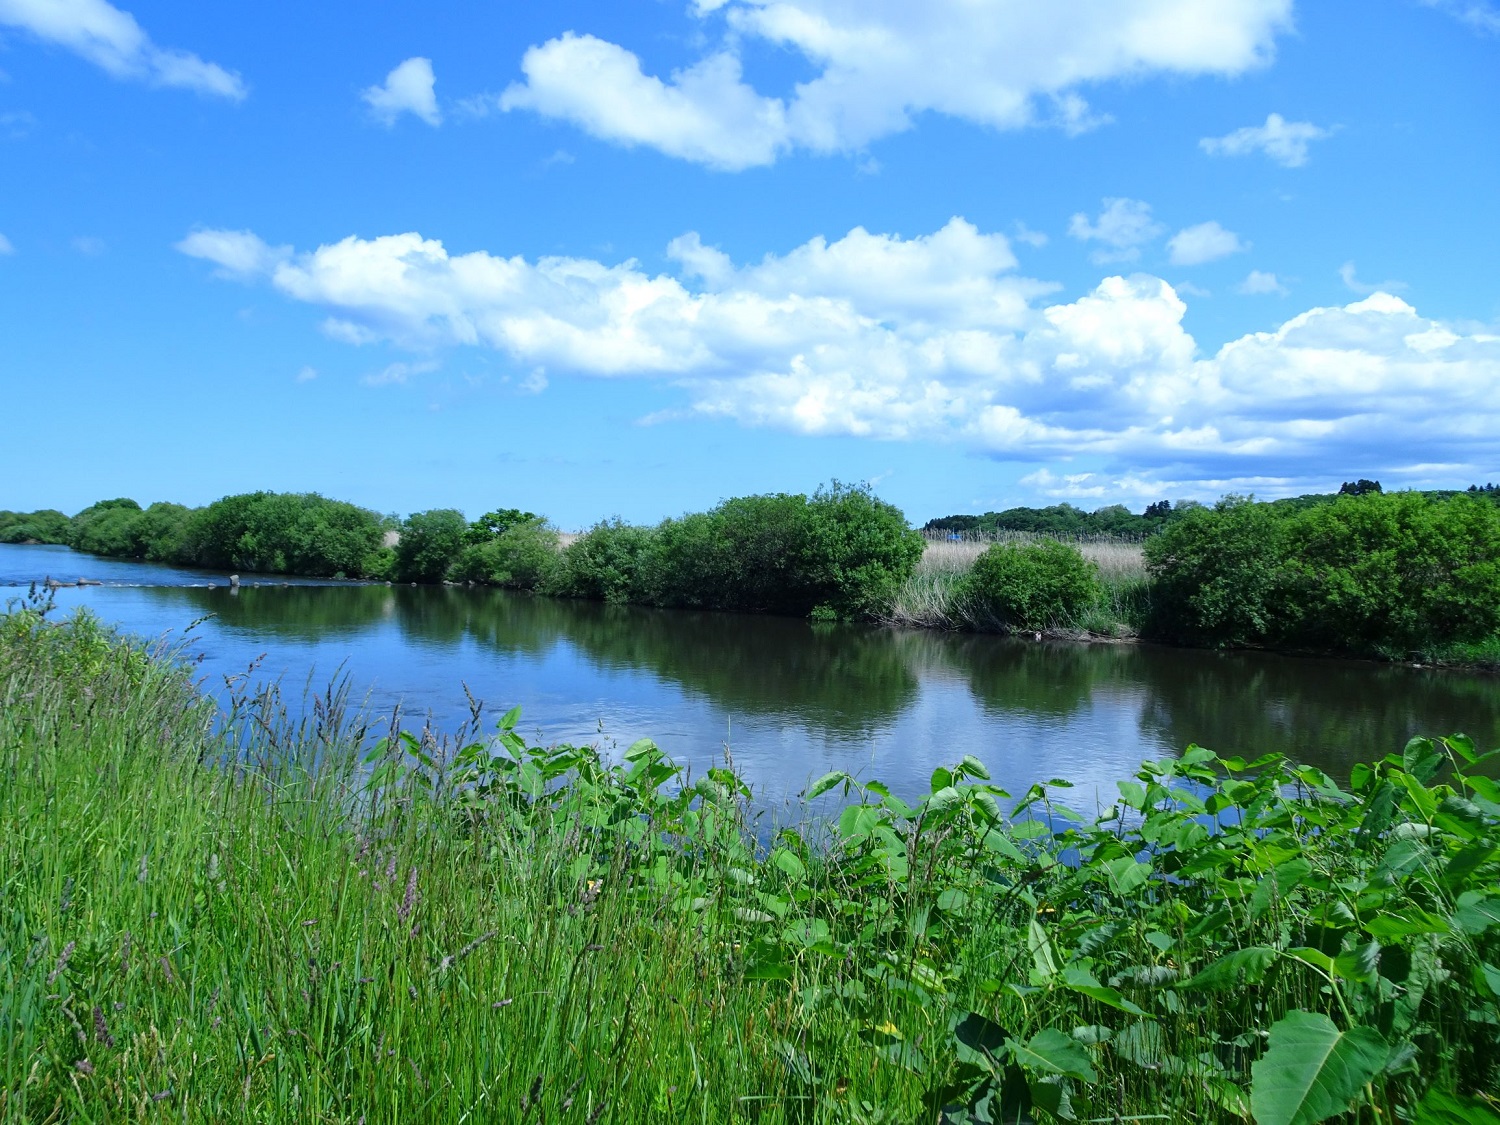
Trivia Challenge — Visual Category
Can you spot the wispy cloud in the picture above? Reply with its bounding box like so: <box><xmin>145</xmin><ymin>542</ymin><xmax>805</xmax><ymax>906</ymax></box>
<box><xmin>1167</xmin><ymin>221</ymin><xmax>1248</xmax><ymax>266</ymax></box>
<box><xmin>0</xmin><ymin>0</ymin><xmax>246</xmax><ymax>99</ymax></box>
<box><xmin>1340</xmin><ymin>261</ymin><xmax>1408</xmax><ymax>295</ymax></box>
<box><xmin>1200</xmin><ymin>112</ymin><xmax>1330</xmax><ymax>167</ymax></box>
<box><xmin>1238</xmin><ymin>269</ymin><xmax>1288</xmax><ymax>295</ymax></box>
<box><xmin>1420</xmin><ymin>0</ymin><xmax>1500</xmax><ymax>34</ymax></box>
<box><xmin>361</xmin><ymin>359</ymin><xmax>440</xmax><ymax>387</ymax></box>
<box><xmin>1068</xmin><ymin>198</ymin><xmax>1164</xmax><ymax>264</ymax></box>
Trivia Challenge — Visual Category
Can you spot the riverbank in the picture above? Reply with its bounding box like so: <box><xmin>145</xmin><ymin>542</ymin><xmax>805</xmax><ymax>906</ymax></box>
<box><xmin>8</xmin><ymin>487</ymin><xmax>1500</xmax><ymax>669</ymax></box>
<box><xmin>4</xmin><ymin>605</ymin><xmax>1497</xmax><ymax>1122</ymax></box>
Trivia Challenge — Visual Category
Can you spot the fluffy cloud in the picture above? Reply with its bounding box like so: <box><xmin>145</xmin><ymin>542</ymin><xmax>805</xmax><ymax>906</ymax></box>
<box><xmin>1068</xmin><ymin>199</ymin><xmax>1164</xmax><ymax>264</ymax></box>
<box><xmin>0</xmin><ymin>232</ymin><xmax>13</xmax><ymax>255</ymax></box>
<box><xmin>1200</xmin><ymin>112</ymin><xmax>1329</xmax><ymax>167</ymax></box>
<box><xmin>362</xmin><ymin>57</ymin><xmax>441</xmax><ymax>127</ymax></box>
<box><xmin>497</xmin><ymin>1</ymin><xmax>1292</xmax><ymax>168</ymax></box>
<box><xmin>1167</xmin><ymin>221</ymin><xmax>1248</xmax><ymax>266</ymax></box>
<box><xmin>178</xmin><ymin>218</ymin><xmax>1500</xmax><ymax>495</ymax></box>
<box><xmin>0</xmin><ymin>0</ymin><xmax>245</xmax><ymax>99</ymax></box>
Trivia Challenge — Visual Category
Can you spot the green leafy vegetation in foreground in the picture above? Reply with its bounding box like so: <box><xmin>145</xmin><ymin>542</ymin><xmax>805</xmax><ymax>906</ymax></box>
<box><xmin>4</xmin><ymin>606</ymin><xmax>1499</xmax><ymax>1122</ymax></box>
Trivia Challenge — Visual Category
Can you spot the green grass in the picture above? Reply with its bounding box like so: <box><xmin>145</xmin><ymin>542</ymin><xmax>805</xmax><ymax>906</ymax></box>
<box><xmin>3</xmin><ymin>603</ymin><xmax>1499</xmax><ymax>1123</ymax></box>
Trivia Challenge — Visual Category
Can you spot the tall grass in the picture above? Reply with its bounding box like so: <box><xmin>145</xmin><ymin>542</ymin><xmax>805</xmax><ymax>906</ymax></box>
<box><xmin>4</xmin><ymin>603</ymin><xmax>1498</xmax><ymax>1122</ymax></box>
<box><xmin>888</xmin><ymin>536</ymin><xmax>1148</xmax><ymax>635</ymax></box>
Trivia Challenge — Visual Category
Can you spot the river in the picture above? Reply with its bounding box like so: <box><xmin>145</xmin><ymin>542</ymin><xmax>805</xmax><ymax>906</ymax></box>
<box><xmin>5</xmin><ymin>541</ymin><xmax>1498</xmax><ymax>805</ymax></box>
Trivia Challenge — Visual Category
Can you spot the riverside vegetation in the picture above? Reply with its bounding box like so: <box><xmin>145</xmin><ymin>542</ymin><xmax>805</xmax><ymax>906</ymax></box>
<box><xmin>4</xmin><ymin>599</ymin><xmax>1500</xmax><ymax>1122</ymax></box>
<box><xmin>5</xmin><ymin>484</ymin><xmax>1500</xmax><ymax>663</ymax></box>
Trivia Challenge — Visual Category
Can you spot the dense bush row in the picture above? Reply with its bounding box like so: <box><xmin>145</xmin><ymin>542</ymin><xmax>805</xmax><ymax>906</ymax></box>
<box><xmin>7</xmin><ymin>487</ymin><xmax>1500</xmax><ymax>652</ymax></box>
<box><xmin>2</xmin><ymin>484</ymin><xmax>925</xmax><ymax>622</ymax></box>
<box><xmin>2</xmin><ymin>494</ymin><xmax>392</xmax><ymax>579</ymax></box>
<box><xmin>1145</xmin><ymin>492</ymin><xmax>1500</xmax><ymax>655</ymax></box>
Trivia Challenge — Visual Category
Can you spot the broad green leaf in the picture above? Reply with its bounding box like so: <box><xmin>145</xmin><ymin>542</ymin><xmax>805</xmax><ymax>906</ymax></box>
<box><xmin>1008</xmin><ymin>1028</ymin><xmax>1096</xmax><ymax>1082</ymax></box>
<box><xmin>769</xmin><ymin>848</ymin><xmax>806</xmax><ymax>881</ymax></box>
<box><xmin>1412</xmin><ymin>1086</ymin><xmax>1500</xmax><ymax>1125</ymax></box>
<box><xmin>925</xmin><ymin>785</ymin><xmax>963</xmax><ymax>818</ymax></box>
<box><xmin>803</xmin><ymin>770</ymin><xmax>849</xmax><ymax>799</ymax></box>
<box><xmin>1028</xmin><ymin>917</ymin><xmax>1060</xmax><ymax>980</ymax></box>
<box><xmin>1250</xmin><ymin>1011</ymin><xmax>1387</xmax><ymax>1125</ymax></box>
<box><xmin>1060</xmin><ymin>966</ymin><xmax>1150</xmax><ymax>1017</ymax></box>
<box><xmin>1454</xmin><ymin>892</ymin><xmax>1500</xmax><ymax>935</ymax></box>
<box><xmin>1402</xmin><ymin>736</ymin><xmax>1444</xmax><ymax>784</ymax></box>
<box><xmin>497</xmin><ymin>704</ymin><xmax>522</xmax><ymax>731</ymax></box>
<box><xmin>959</xmin><ymin>754</ymin><xmax>991</xmax><ymax>780</ymax></box>
<box><xmin>1364</xmin><ymin>908</ymin><xmax>1450</xmax><ymax>940</ymax></box>
<box><xmin>1181</xmin><ymin>946</ymin><xmax>1279</xmax><ymax>991</ymax></box>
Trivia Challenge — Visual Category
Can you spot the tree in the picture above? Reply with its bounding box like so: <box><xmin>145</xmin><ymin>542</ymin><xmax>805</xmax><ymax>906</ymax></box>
<box><xmin>394</xmin><ymin>509</ymin><xmax>468</xmax><ymax>583</ymax></box>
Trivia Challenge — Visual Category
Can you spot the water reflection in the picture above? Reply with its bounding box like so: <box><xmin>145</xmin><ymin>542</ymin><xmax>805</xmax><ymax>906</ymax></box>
<box><xmin>14</xmin><ymin>539</ymin><xmax>1496</xmax><ymax>801</ymax></box>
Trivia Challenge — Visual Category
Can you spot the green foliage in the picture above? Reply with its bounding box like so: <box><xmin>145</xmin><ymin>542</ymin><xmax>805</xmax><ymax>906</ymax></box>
<box><xmin>393</xmin><ymin>508</ymin><xmax>467</xmax><ymax>583</ymax></box>
<box><xmin>961</xmin><ymin>539</ymin><xmax>1102</xmax><ymax>631</ymax></box>
<box><xmin>550</xmin><ymin>483</ymin><xmax>923</xmax><ymax>619</ymax></box>
<box><xmin>926</xmin><ymin>501</ymin><xmax>1172</xmax><ymax>538</ymax></box>
<box><xmin>1147</xmin><ymin>491</ymin><xmax>1500</xmax><ymax>654</ymax></box>
<box><xmin>462</xmin><ymin>506</ymin><xmax>539</xmax><ymax>546</ymax></box>
<box><xmin>183</xmin><ymin>492</ymin><xmax>384</xmax><ymax>577</ymax></box>
<box><xmin>5</xmin><ymin>609</ymin><xmax>1498</xmax><ymax>1121</ymax></box>
<box><xmin>1146</xmin><ymin>495</ymin><xmax>1288</xmax><ymax>646</ymax></box>
<box><xmin>549</xmin><ymin>518</ymin><xmax>658</xmax><ymax>602</ymax></box>
<box><xmin>450</xmin><ymin>517</ymin><xmax>560</xmax><ymax>588</ymax></box>
<box><xmin>0</xmin><ymin>508</ymin><xmax>73</xmax><ymax>544</ymax></box>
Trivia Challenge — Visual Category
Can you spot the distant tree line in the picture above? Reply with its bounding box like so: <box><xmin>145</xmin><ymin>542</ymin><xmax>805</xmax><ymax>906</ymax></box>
<box><xmin>5</xmin><ymin>481</ymin><xmax>1500</xmax><ymax>653</ymax></box>
<box><xmin>923</xmin><ymin>501</ymin><xmax>1192</xmax><ymax>538</ymax></box>
<box><xmin>925</xmin><ymin>481</ymin><xmax>1500</xmax><ymax>540</ymax></box>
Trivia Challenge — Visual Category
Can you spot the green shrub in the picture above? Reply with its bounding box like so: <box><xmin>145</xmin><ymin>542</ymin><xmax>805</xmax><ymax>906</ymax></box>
<box><xmin>184</xmin><ymin>492</ymin><xmax>384</xmax><ymax>577</ymax></box>
<box><xmin>961</xmin><ymin>539</ymin><xmax>1101</xmax><ymax>631</ymax></box>
<box><xmin>70</xmin><ymin>503</ymin><xmax>147</xmax><ymax>558</ymax></box>
<box><xmin>1144</xmin><ymin>496</ymin><xmax>1287</xmax><ymax>646</ymax></box>
<box><xmin>393</xmin><ymin>509</ymin><xmax>467</xmax><ymax>583</ymax></box>
<box><xmin>623</xmin><ymin>482</ymin><xmax>922</xmax><ymax>619</ymax></box>
<box><xmin>1281</xmin><ymin>491</ymin><xmax>1500</xmax><ymax>652</ymax></box>
<box><xmin>1146</xmin><ymin>491</ymin><xmax>1500</xmax><ymax>655</ymax></box>
<box><xmin>0</xmin><ymin>508</ymin><xmax>73</xmax><ymax>544</ymax></box>
<box><xmin>548</xmin><ymin>519</ymin><xmax>657</xmax><ymax>602</ymax></box>
<box><xmin>450</xmin><ymin>518</ymin><xmax>560</xmax><ymax>588</ymax></box>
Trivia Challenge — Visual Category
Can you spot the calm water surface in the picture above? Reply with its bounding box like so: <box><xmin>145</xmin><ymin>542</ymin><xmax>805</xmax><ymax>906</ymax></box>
<box><xmin>6</xmin><ymin>542</ymin><xmax>1498</xmax><ymax>805</ymax></box>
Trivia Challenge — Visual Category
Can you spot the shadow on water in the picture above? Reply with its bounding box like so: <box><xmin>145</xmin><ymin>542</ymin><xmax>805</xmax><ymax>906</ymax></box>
<box><xmin>1129</xmin><ymin>645</ymin><xmax>1500</xmax><ymax>779</ymax></box>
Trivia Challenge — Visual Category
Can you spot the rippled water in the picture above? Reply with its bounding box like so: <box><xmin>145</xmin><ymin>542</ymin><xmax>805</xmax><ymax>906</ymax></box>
<box><xmin>6</xmin><ymin>542</ymin><xmax>1498</xmax><ymax>805</ymax></box>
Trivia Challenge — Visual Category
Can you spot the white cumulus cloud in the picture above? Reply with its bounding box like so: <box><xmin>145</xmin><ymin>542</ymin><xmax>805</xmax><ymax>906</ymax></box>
<box><xmin>1200</xmin><ymin>112</ymin><xmax>1329</xmax><ymax>167</ymax></box>
<box><xmin>0</xmin><ymin>0</ymin><xmax>246</xmax><ymax>99</ymax></box>
<box><xmin>362</xmin><ymin>57</ymin><xmax>441</xmax><ymax>127</ymax></box>
<box><xmin>177</xmin><ymin>218</ymin><xmax>1500</xmax><ymax>496</ymax></box>
<box><xmin>1167</xmin><ymin>221</ymin><xmax>1248</xmax><ymax>266</ymax></box>
<box><xmin>496</xmin><ymin>0</ymin><xmax>1293</xmax><ymax>168</ymax></box>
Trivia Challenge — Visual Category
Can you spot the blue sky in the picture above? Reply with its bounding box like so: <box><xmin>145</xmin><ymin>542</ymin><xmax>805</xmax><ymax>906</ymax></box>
<box><xmin>1</xmin><ymin>0</ymin><xmax>1497</xmax><ymax>528</ymax></box>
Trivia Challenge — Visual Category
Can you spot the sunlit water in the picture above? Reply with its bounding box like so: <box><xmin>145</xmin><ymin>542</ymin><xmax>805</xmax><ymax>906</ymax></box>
<box><xmin>5</xmin><ymin>542</ymin><xmax>1498</xmax><ymax>807</ymax></box>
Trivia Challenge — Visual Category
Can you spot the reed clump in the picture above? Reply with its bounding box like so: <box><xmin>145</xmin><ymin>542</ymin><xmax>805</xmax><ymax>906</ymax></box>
<box><xmin>3</xmin><ymin>603</ymin><xmax>1498</xmax><ymax>1122</ymax></box>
